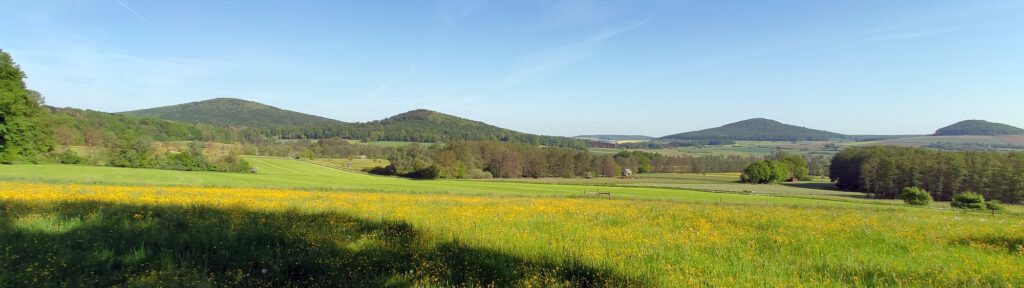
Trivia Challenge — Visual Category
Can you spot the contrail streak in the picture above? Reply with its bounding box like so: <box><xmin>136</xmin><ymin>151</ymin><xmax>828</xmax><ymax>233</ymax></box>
<box><xmin>114</xmin><ymin>0</ymin><xmax>153</xmax><ymax>26</ymax></box>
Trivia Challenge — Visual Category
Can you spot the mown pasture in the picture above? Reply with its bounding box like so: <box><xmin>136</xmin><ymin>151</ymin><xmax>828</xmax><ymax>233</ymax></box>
<box><xmin>310</xmin><ymin>158</ymin><xmax>391</xmax><ymax>171</ymax></box>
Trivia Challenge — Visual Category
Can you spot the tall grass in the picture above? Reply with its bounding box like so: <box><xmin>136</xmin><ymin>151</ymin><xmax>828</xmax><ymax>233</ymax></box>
<box><xmin>1</xmin><ymin>181</ymin><xmax>1021</xmax><ymax>286</ymax></box>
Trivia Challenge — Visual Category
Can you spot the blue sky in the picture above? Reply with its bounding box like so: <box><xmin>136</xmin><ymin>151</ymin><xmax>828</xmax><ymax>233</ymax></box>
<box><xmin>2</xmin><ymin>0</ymin><xmax>1022</xmax><ymax>136</ymax></box>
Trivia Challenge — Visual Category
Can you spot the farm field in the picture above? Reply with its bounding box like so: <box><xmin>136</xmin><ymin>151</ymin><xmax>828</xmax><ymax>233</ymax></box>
<box><xmin>481</xmin><ymin>173</ymin><xmax>924</xmax><ymax>207</ymax></box>
<box><xmin>362</xmin><ymin>141</ymin><xmax>437</xmax><ymax>147</ymax></box>
<box><xmin>592</xmin><ymin>136</ymin><xmax>1024</xmax><ymax>158</ymax></box>
<box><xmin>848</xmin><ymin>135</ymin><xmax>1024</xmax><ymax>147</ymax></box>
<box><xmin>2</xmin><ymin>181</ymin><xmax>1023</xmax><ymax>286</ymax></box>
<box><xmin>479</xmin><ymin>172</ymin><xmax>741</xmax><ymax>186</ymax></box>
<box><xmin>0</xmin><ymin>158</ymin><xmax>873</xmax><ymax>207</ymax></box>
<box><xmin>590</xmin><ymin>141</ymin><xmax>840</xmax><ymax>157</ymax></box>
<box><xmin>310</xmin><ymin>158</ymin><xmax>390</xmax><ymax>171</ymax></box>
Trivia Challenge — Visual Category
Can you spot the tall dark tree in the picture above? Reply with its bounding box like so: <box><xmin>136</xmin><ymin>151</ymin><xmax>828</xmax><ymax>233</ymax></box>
<box><xmin>0</xmin><ymin>50</ymin><xmax>52</xmax><ymax>163</ymax></box>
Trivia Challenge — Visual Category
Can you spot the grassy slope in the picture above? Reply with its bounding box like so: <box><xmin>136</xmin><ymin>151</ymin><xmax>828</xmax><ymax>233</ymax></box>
<box><xmin>0</xmin><ymin>157</ymin><xmax>875</xmax><ymax>207</ymax></box>
<box><xmin>310</xmin><ymin>158</ymin><xmax>391</xmax><ymax>171</ymax></box>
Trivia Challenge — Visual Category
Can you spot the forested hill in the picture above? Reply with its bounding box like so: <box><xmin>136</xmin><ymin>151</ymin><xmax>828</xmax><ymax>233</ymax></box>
<box><xmin>659</xmin><ymin>118</ymin><xmax>846</xmax><ymax>141</ymax></box>
<box><xmin>121</xmin><ymin>98</ymin><xmax>346</xmax><ymax>127</ymax></box>
<box><xmin>360</xmin><ymin>109</ymin><xmax>588</xmax><ymax>148</ymax></box>
<box><xmin>67</xmin><ymin>99</ymin><xmax>587</xmax><ymax>148</ymax></box>
<box><xmin>933</xmin><ymin>120</ymin><xmax>1024</xmax><ymax>136</ymax></box>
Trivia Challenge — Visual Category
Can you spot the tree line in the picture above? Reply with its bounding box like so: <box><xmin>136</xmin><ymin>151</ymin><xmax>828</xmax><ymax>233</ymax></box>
<box><xmin>588</xmin><ymin>139</ymin><xmax>737</xmax><ymax>149</ymax></box>
<box><xmin>830</xmin><ymin>146</ymin><xmax>1024</xmax><ymax>204</ymax></box>
<box><xmin>368</xmin><ymin>141</ymin><xmax>762</xmax><ymax>179</ymax></box>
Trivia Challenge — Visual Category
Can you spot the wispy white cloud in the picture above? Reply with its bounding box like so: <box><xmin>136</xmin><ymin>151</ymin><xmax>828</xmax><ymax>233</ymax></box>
<box><xmin>504</xmin><ymin>20</ymin><xmax>648</xmax><ymax>84</ymax></box>
<box><xmin>114</xmin><ymin>0</ymin><xmax>153</xmax><ymax>26</ymax></box>
<box><xmin>510</xmin><ymin>0</ymin><xmax>609</xmax><ymax>33</ymax></box>
<box><xmin>436</xmin><ymin>0</ymin><xmax>489</xmax><ymax>26</ymax></box>
<box><xmin>365</xmin><ymin>83</ymin><xmax>392</xmax><ymax>99</ymax></box>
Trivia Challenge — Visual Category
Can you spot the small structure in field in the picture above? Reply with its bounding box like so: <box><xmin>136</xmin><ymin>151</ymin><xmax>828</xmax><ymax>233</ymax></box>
<box><xmin>621</xmin><ymin>168</ymin><xmax>633</xmax><ymax>177</ymax></box>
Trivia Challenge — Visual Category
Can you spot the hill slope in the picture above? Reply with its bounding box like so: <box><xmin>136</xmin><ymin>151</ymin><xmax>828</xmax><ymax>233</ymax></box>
<box><xmin>117</xmin><ymin>99</ymin><xmax>587</xmax><ymax>148</ymax></box>
<box><xmin>122</xmin><ymin>98</ymin><xmax>346</xmax><ymax>127</ymax></box>
<box><xmin>363</xmin><ymin>109</ymin><xmax>586</xmax><ymax>147</ymax></box>
<box><xmin>934</xmin><ymin>120</ymin><xmax>1024</xmax><ymax>136</ymax></box>
<box><xmin>660</xmin><ymin>118</ymin><xmax>846</xmax><ymax>141</ymax></box>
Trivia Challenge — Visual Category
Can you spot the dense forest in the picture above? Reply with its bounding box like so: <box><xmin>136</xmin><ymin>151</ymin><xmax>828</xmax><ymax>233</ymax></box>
<box><xmin>49</xmin><ymin>107</ymin><xmax>235</xmax><ymax>145</ymax></box>
<box><xmin>830</xmin><ymin>146</ymin><xmax>1024</xmax><ymax>204</ymax></box>
<box><xmin>370</xmin><ymin>141</ymin><xmax>762</xmax><ymax>179</ymax></box>
<box><xmin>117</xmin><ymin>98</ymin><xmax>588</xmax><ymax>148</ymax></box>
<box><xmin>933</xmin><ymin>120</ymin><xmax>1024</xmax><ymax>136</ymax></box>
<box><xmin>660</xmin><ymin>118</ymin><xmax>846</xmax><ymax>141</ymax></box>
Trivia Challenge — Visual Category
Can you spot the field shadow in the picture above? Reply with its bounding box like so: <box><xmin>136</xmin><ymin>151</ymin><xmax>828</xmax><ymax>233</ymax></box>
<box><xmin>781</xmin><ymin>182</ymin><xmax>839</xmax><ymax>190</ymax></box>
<box><xmin>0</xmin><ymin>201</ymin><xmax>644</xmax><ymax>287</ymax></box>
<box><xmin>952</xmin><ymin>235</ymin><xmax>1024</xmax><ymax>254</ymax></box>
<box><xmin>780</xmin><ymin>182</ymin><xmax>875</xmax><ymax>199</ymax></box>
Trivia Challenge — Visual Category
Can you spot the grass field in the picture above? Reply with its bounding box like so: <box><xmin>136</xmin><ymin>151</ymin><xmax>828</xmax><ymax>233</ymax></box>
<box><xmin>590</xmin><ymin>141</ymin><xmax>839</xmax><ymax>157</ymax></box>
<box><xmin>362</xmin><ymin>141</ymin><xmax>437</xmax><ymax>148</ymax></box>
<box><xmin>2</xmin><ymin>181</ymin><xmax>1022</xmax><ymax>286</ymax></box>
<box><xmin>0</xmin><ymin>157</ymin><xmax>880</xmax><ymax>207</ymax></box>
<box><xmin>848</xmin><ymin>135</ymin><xmax>1024</xmax><ymax>148</ymax></box>
<box><xmin>479</xmin><ymin>172</ymin><xmax>741</xmax><ymax>186</ymax></box>
<box><xmin>1</xmin><ymin>159</ymin><xmax>1022</xmax><ymax>286</ymax></box>
<box><xmin>310</xmin><ymin>158</ymin><xmax>390</xmax><ymax>171</ymax></box>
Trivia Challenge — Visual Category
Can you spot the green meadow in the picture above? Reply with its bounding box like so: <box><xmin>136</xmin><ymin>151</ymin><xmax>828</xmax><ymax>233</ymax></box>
<box><xmin>0</xmin><ymin>157</ymin><xmax>870</xmax><ymax>207</ymax></box>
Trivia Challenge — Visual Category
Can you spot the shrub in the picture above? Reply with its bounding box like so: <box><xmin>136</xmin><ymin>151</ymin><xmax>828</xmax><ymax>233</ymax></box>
<box><xmin>365</xmin><ymin>166</ymin><xmax>395</xmax><ymax>176</ymax></box>
<box><xmin>406</xmin><ymin>166</ymin><xmax>439</xmax><ymax>179</ymax></box>
<box><xmin>900</xmin><ymin>187</ymin><xmax>932</xmax><ymax>206</ymax></box>
<box><xmin>465</xmin><ymin>168</ymin><xmax>493</xmax><ymax>179</ymax></box>
<box><xmin>951</xmin><ymin>192</ymin><xmax>985</xmax><ymax>209</ymax></box>
<box><xmin>985</xmin><ymin>200</ymin><xmax>1006</xmax><ymax>213</ymax></box>
<box><xmin>55</xmin><ymin>150</ymin><xmax>86</xmax><ymax>164</ymax></box>
<box><xmin>741</xmin><ymin>161</ymin><xmax>774</xmax><ymax>184</ymax></box>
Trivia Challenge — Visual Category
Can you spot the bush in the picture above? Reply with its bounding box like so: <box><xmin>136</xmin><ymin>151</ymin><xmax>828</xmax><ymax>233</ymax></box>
<box><xmin>365</xmin><ymin>166</ymin><xmax>396</xmax><ymax>176</ymax></box>
<box><xmin>741</xmin><ymin>160</ymin><xmax>791</xmax><ymax>184</ymax></box>
<box><xmin>406</xmin><ymin>166</ymin><xmax>439</xmax><ymax>179</ymax></box>
<box><xmin>741</xmin><ymin>161</ymin><xmax>774</xmax><ymax>184</ymax></box>
<box><xmin>465</xmin><ymin>168</ymin><xmax>493</xmax><ymax>179</ymax></box>
<box><xmin>900</xmin><ymin>187</ymin><xmax>932</xmax><ymax>206</ymax></box>
<box><xmin>951</xmin><ymin>192</ymin><xmax>985</xmax><ymax>209</ymax></box>
<box><xmin>55</xmin><ymin>150</ymin><xmax>86</xmax><ymax>164</ymax></box>
<box><xmin>985</xmin><ymin>200</ymin><xmax>1006</xmax><ymax>213</ymax></box>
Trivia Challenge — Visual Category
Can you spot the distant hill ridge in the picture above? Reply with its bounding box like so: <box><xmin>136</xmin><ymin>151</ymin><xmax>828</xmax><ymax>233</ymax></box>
<box><xmin>123</xmin><ymin>98</ymin><xmax>345</xmax><ymax>127</ymax></box>
<box><xmin>934</xmin><ymin>120</ymin><xmax>1024</xmax><ymax>136</ymax></box>
<box><xmin>119</xmin><ymin>98</ymin><xmax>586</xmax><ymax>148</ymax></box>
<box><xmin>660</xmin><ymin>118</ymin><xmax>846</xmax><ymax>141</ymax></box>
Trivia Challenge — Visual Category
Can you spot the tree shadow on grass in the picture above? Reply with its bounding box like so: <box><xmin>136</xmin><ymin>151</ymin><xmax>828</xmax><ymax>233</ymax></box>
<box><xmin>952</xmin><ymin>235</ymin><xmax>1024</xmax><ymax>254</ymax></box>
<box><xmin>809</xmin><ymin>263</ymin><xmax>1018</xmax><ymax>287</ymax></box>
<box><xmin>0</xmin><ymin>201</ymin><xmax>646</xmax><ymax>287</ymax></box>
